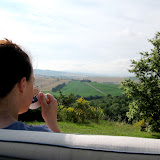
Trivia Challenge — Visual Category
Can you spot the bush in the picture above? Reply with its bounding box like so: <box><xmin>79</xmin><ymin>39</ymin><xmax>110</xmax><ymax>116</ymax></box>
<box><xmin>56</xmin><ymin>91</ymin><xmax>76</xmax><ymax>107</ymax></box>
<box><xmin>57</xmin><ymin>97</ymin><xmax>104</xmax><ymax>123</ymax></box>
<box><xmin>57</xmin><ymin>105</ymin><xmax>67</xmax><ymax>121</ymax></box>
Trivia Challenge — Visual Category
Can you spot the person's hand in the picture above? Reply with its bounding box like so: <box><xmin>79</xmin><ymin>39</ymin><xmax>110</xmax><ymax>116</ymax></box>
<box><xmin>38</xmin><ymin>92</ymin><xmax>61</xmax><ymax>133</ymax></box>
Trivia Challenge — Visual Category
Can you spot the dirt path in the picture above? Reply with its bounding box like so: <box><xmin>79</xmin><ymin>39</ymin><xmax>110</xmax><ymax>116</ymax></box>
<box><xmin>85</xmin><ymin>82</ymin><xmax>107</xmax><ymax>96</ymax></box>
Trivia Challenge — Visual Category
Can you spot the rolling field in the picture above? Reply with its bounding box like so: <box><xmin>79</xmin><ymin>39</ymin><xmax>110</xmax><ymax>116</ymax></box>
<box><xmin>43</xmin><ymin>80</ymin><xmax>123</xmax><ymax>97</ymax></box>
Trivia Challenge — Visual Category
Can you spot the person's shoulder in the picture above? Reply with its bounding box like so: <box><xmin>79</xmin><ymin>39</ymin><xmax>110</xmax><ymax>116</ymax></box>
<box><xmin>26</xmin><ymin>123</ymin><xmax>53</xmax><ymax>132</ymax></box>
<box><xmin>4</xmin><ymin>121</ymin><xmax>53</xmax><ymax>132</ymax></box>
<box><xmin>3</xmin><ymin>121</ymin><xmax>25</xmax><ymax>130</ymax></box>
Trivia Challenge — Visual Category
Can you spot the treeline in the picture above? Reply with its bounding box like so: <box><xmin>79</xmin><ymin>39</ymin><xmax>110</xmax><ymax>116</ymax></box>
<box><xmin>19</xmin><ymin>92</ymin><xmax>131</xmax><ymax>123</ymax></box>
<box><xmin>52</xmin><ymin>83</ymin><xmax>66</xmax><ymax>92</ymax></box>
<box><xmin>90</xmin><ymin>94</ymin><xmax>132</xmax><ymax>121</ymax></box>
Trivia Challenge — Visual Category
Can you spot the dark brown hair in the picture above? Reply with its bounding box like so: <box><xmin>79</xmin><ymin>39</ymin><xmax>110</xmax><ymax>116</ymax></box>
<box><xmin>0</xmin><ymin>39</ymin><xmax>32</xmax><ymax>98</ymax></box>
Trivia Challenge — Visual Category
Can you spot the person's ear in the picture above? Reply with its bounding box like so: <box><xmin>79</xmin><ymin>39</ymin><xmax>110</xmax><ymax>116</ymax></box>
<box><xmin>18</xmin><ymin>77</ymin><xmax>27</xmax><ymax>93</ymax></box>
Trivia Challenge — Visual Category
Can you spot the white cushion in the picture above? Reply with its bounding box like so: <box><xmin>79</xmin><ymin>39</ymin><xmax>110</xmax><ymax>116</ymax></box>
<box><xmin>0</xmin><ymin>129</ymin><xmax>160</xmax><ymax>160</ymax></box>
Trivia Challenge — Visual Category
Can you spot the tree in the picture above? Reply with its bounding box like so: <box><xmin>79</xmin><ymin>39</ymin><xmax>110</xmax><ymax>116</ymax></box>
<box><xmin>121</xmin><ymin>32</ymin><xmax>160</xmax><ymax>132</ymax></box>
<box><xmin>56</xmin><ymin>91</ymin><xmax>76</xmax><ymax>107</ymax></box>
<box><xmin>89</xmin><ymin>94</ymin><xmax>131</xmax><ymax>121</ymax></box>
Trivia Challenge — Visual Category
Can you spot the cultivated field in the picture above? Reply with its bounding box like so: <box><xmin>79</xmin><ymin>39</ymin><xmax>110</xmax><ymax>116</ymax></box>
<box><xmin>34</xmin><ymin>75</ymin><xmax>70</xmax><ymax>91</ymax></box>
<box><xmin>35</xmin><ymin>75</ymin><xmax>124</xmax><ymax>97</ymax></box>
<box><xmin>43</xmin><ymin>80</ymin><xmax>123</xmax><ymax>97</ymax></box>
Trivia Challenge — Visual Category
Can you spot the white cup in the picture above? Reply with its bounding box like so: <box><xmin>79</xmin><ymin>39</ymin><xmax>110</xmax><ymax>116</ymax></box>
<box><xmin>29</xmin><ymin>87</ymin><xmax>47</xmax><ymax>110</ymax></box>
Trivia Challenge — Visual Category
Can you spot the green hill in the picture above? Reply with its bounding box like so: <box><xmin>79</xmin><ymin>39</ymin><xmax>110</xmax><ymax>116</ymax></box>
<box><xmin>45</xmin><ymin>80</ymin><xmax>123</xmax><ymax>97</ymax></box>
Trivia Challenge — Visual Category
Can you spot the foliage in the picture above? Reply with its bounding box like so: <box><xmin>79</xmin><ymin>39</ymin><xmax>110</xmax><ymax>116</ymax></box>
<box><xmin>83</xmin><ymin>95</ymin><xmax>103</xmax><ymax>101</ymax></box>
<box><xmin>57</xmin><ymin>97</ymin><xmax>104</xmax><ymax>123</ymax></box>
<box><xmin>52</xmin><ymin>83</ymin><xmax>66</xmax><ymax>92</ymax></box>
<box><xmin>121</xmin><ymin>32</ymin><xmax>160</xmax><ymax>132</ymax></box>
<box><xmin>56</xmin><ymin>91</ymin><xmax>77</xmax><ymax>107</ymax></box>
<box><xmin>18</xmin><ymin>107</ymin><xmax>43</xmax><ymax>122</ymax></box>
<box><xmin>90</xmin><ymin>94</ymin><xmax>131</xmax><ymax>122</ymax></box>
<box><xmin>19</xmin><ymin>92</ymin><xmax>130</xmax><ymax>123</ymax></box>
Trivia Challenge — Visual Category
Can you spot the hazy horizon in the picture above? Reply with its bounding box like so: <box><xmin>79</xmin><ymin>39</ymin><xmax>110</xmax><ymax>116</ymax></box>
<box><xmin>34</xmin><ymin>68</ymin><xmax>135</xmax><ymax>77</ymax></box>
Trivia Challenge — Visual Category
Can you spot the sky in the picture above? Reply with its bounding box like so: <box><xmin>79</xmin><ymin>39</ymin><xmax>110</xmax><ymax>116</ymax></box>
<box><xmin>0</xmin><ymin>0</ymin><xmax>160</xmax><ymax>76</ymax></box>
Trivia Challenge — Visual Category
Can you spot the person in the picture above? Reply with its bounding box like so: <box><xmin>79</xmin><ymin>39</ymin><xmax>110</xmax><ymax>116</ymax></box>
<box><xmin>0</xmin><ymin>39</ymin><xmax>61</xmax><ymax>133</ymax></box>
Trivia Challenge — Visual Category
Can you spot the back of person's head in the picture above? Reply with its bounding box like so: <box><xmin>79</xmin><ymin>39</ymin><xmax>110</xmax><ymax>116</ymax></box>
<box><xmin>0</xmin><ymin>39</ymin><xmax>32</xmax><ymax>98</ymax></box>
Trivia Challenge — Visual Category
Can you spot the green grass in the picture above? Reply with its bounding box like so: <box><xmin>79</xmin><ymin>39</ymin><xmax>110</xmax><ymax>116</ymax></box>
<box><xmin>25</xmin><ymin>120</ymin><xmax>160</xmax><ymax>139</ymax></box>
<box><xmin>43</xmin><ymin>81</ymin><xmax>123</xmax><ymax>97</ymax></box>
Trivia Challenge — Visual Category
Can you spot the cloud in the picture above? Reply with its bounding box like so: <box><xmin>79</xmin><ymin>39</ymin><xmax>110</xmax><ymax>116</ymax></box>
<box><xmin>86</xmin><ymin>59</ymin><xmax>132</xmax><ymax>76</ymax></box>
<box><xmin>0</xmin><ymin>0</ymin><xmax>159</xmax><ymax>76</ymax></box>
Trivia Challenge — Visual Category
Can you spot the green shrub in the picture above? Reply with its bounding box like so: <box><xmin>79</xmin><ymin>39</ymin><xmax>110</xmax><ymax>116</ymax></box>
<box><xmin>58</xmin><ymin>97</ymin><xmax>104</xmax><ymax>123</ymax></box>
<box><xmin>57</xmin><ymin>105</ymin><xmax>67</xmax><ymax>121</ymax></box>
